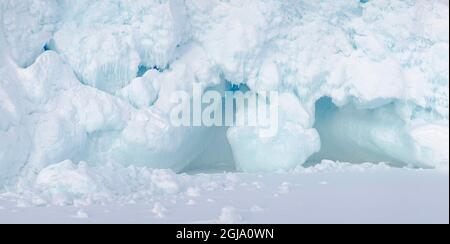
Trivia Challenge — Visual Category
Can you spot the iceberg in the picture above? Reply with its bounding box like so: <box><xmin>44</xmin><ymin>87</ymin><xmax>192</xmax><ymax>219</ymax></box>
<box><xmin>0</xmin><ymin>0</ymin><xmax>448</xmax><ymax>185</ymax></box>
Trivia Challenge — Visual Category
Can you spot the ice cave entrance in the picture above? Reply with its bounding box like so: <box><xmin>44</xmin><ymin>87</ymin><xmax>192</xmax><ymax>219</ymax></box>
<box><xmin>184</xmin><ymin>92</ymin><xmax>413</xmax><ymax>174</ymax></box>
<box><xmin>181</xmin><ymin>82</ymin><xmax>248</xmax><ymax>174</ymax></box>
<box><xmin>306</xmin><ymin>96</ymin><xmax>412</xmax><ymax>167</ymax></box>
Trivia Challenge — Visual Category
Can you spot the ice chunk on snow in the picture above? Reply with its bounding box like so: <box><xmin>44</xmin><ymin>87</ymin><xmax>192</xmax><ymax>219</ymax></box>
<box><xmin>151</xmin><ymin>202</ymin><xmax>167</xmax><ymax>219</ymax></box>
<box><xmin>217</xmin><ymin>207</ymin><xmax>243</xmax><ymax>224</ymax></box>
<box><xmin>28</xmin><ymin>160</ymin><xmax>182</xmax><ymax>205</ymax></box>
<box><xmin>73</xmin><ymin>209</ymin><xmax>89</xmax><ymax>219</ymax></box>
<box><xmin>36</xmin><ymin>160</ymin><xmax>103</xmax><ymax>200</ymax></box>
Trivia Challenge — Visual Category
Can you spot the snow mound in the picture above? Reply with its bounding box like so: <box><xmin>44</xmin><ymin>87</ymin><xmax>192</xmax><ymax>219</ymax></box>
<box><xmin>9</xmin><ymin>160</ymin><xmax>182</xmax><ymax>206</ymax></box>
<box><xmin>0</xmin><ymin>159</ymin><xmax>396</xmax><ymax>208</ymax></box>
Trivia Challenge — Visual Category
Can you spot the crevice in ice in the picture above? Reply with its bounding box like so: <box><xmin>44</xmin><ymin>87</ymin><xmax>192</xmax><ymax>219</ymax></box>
<box><xmin>136</xmin><ymin>65</ymin><xmax>150</xmax><ymax>77</ymax></box>
<box><xmin>226</xmin><ymin>82</ymin><xmax>250</xmax><ymax>93</ymax></box>
<box><xmin>43</xmin><ymin>43</ymin><xmax>51</xmax><ymax>52</ymax></box>
<box><xmin>42</xmin><ymin>39</ymin><xmax>58</xmax><ymax>54</ymax></box>
<box><xmin>136</xmin><ymin>64</ymin><xmax>167</xmax><ymax>77</ymax></box>
<box><xmin>306</xmin><ymin>96</ymin><xmax>412</xmax><ymax>167</ymax></box>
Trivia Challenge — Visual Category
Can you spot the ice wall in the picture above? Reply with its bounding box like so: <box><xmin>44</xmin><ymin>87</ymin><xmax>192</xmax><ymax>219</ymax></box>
<box><xmin>0</xmin><ymin>0</ymin><xmax>449</xmax><ymax>181</ymax></box>
<box><xmin>308</xmin><ymin>97</ymin><xmax>449</xmax><ymax>168</ymax></box>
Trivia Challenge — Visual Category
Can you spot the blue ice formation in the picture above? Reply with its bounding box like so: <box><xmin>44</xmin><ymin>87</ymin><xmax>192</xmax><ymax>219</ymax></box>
<box><xmin>0</xmin><ymin>0</ymin><xmax>448</xmax><ymax>182</ymax></box>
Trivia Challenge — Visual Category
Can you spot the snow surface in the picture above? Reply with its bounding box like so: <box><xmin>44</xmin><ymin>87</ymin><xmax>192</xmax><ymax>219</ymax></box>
<box><xmin>0</xmin><ymin>0</ymin><xmax>449</xmax><ymax>223</ymax></box>
<box><xmin>0</xmin><ymin>161</ymin><xmax>448</xmax><ymax>224</ymax></box>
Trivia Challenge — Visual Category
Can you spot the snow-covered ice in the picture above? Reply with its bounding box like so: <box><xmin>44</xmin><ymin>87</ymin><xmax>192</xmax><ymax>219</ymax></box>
<box><xmin>0</xmin><ymin>0</ymin><xmax>448</xmax><ymax>223</ymax></box>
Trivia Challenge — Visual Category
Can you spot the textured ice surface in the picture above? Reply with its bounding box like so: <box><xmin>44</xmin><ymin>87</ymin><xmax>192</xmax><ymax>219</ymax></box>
<box><xmin>50</xmin><ymin>0</ymin><xmax>187</xmax><ymax>94</ymax></box>
<box><xmin>0</xmin><ymin>0</ymin><xmax>449</xmax><ymax>185</ymax></box>
<box><xmin>1</xmin><ymin>0</ymin><xmax>60</xmax><ymax>67</ymax></box>
<box><xmin>228</xmin><ymin>93</ymin><xmax>321</xmax><ymax>172</ymax></box>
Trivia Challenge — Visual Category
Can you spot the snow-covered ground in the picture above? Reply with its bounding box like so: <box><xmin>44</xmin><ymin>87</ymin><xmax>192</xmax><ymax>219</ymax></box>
<box><xmin>0</xmin><ymin>162</ymin><xmax>448</xmax><ymax>224</ymax></box>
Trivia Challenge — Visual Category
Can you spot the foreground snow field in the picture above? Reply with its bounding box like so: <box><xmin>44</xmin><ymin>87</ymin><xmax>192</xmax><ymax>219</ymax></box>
<box><xmin>0</xmin><ymin>162</ymin><xmax>448</xmax><ymax>224</ymax></box>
